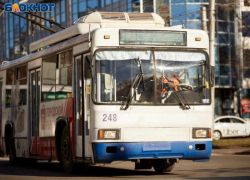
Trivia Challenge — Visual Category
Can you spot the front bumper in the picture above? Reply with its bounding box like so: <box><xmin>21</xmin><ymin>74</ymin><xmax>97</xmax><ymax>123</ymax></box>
<box><xmin>92</xmin><ymin>141</ymin><xmax>212</xmax><ymax>163</ymax></box>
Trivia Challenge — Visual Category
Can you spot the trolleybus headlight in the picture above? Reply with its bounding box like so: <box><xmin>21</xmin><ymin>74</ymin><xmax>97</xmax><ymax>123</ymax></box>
<box><xmin>98</xmin><ymin>129</ymin><xmax>120</xmax><ymax>140</ymax></box>
<box><xmin>192</xmin><ymin>128</ymin><xmax>211</xmax><ymax>138</ymax></box>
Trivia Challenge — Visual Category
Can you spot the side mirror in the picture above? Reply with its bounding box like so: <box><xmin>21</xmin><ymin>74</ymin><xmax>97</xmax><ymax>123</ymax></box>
<box><xmin>84</xmin><ymin>55</ymin><xmax>92</xmax><ymax>78</ymax></box>
<box><xmin>210</xmin><ymin>65</ymin><xmax>215</xmax><ymax>87</ymax></box>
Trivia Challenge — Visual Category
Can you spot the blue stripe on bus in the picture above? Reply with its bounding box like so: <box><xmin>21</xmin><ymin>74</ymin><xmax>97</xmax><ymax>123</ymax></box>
<box><xmin>92</xmin><ymin>141</ymin><xmax>212</xmax><ymax>163</ymax></box>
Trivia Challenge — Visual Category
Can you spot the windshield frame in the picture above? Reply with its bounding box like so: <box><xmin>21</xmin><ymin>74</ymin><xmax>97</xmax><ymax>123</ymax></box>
<box><xmin>91</xmin><ymin>48</ymin><xmax>211</xmax><ymax>106</ymax></box>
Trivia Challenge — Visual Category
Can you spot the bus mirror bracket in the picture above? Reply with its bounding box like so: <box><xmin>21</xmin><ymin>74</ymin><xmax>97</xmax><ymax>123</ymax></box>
<box><xmin>210</xmin><ymin>65</ymin><xmax>215</xmax><ymax>87</ymax></box>
<box><xmin>85</xmin><ymin>55</ymin><xmax>92</xmax><ymax>78</ymax></box>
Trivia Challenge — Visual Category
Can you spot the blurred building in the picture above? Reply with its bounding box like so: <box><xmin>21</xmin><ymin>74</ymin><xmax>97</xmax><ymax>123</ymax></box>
<box><xmin>0</xmin><ymin>0</ymin><xmax>250</xmax><ymax>118</ymax></box>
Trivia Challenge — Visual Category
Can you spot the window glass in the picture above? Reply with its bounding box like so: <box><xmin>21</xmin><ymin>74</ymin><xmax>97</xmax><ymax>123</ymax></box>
<box><xmin>245</xmin><ymin>0</ymin><xmax>250</xmax><ymax>6</ymax></box>
<box><xmin>87</xmin><ymin>0</ymin><xmax>98</xmax><ymax>13</ymax></box>
<box><xmin>171</xmin><ymin>5</ymin><xmax>186</xmax><ymax>20</ymax></box>
<box><xmin>187</xmin><ymin>21</ymin><xmax>201</xmax><ymax>29</ymax></box>
<box><xmin>244</xmin><ymin>68</ymin><xmax>250</xmax><ymax>78</ymax></box>
<box><xmin>171</xmin><ymin>21</ymin><xmax>187</xmax><ymax>28</ymax></box>
<box><xmin>95</xmin><ymin>50</ymin><xmax>154</xmax><ymax>104</ymax></box>
<box><xmin>231</xmin><ymin>118</ymin><xmax>244</xmax><ymax>123</ymax></box>
<box><xmin>42</xmin><ymin>54</ymin><xmax>57</xmax><ymax>101</ymax></box>
<box><xmin>94</xmin><ymin>51</ymin><xmax>210</xmax><ymax>105</ymax></box>
<box><xmin>242</xmin><ymin>12</ymin><xmax>250</xmax><ymax>37</ymax></box>
<box><xmin>154</xmin><ymin>51</ymin><xmax>209</xmax><ymax>104</ymax></box>
<box><xmin>219</xmin><ymin>46</ymin><xmax>229</xmax><ymax>64</ymax></box>
<box><xmin>132</xmin><ymin>0</ymin><xmax>140</xmax><ymax>12</ymax></box>
<box><xmin>56</xmin><ymin>49</ymin><xmax>73</xmax><ymax>99</ymax></box>
<box><xmin>143</xmin><ymin>0</ymin><xmax>153</xmax><ymax>12</ymax></box>
<box><xmin>6</xmin><ymin>68</ymin><xmax>15</xmax><ymax>85</ymax></box>
<box><xmin>218</xmin><ymin>22</ymin><xmax>228</xmax><ymax>32</ymax></box>
<box><xmin>220</xmin><ymin>118</ymin><xmax>230</xmax><ymax>123</ymax></box>
<box><xmin>243</xmin><ymin>49</ymin><xmax>250</xmax><ymax>67</ymax></box>
<box><xmin>217</xmin><ymin>6</ymin><xmax>227</xmax><ymax>21</ymax></box>
<box><xmin>61</xmin><ymin>0</ymin><xmax>66</xmax><ymax>22</ymax></box>
<box><xmin>187</xmin><ymin>4</ymin><xmax>201</xmax><ymax>19</ymax></box>
<box><xmin>5</xmin><ymin>68</ymin><xmax>15</xmax><ymax>107</ymax></box>
<box><xmin>172</xmin><ymin>0</ymin><xmax>185</xmax><ymax>2</ymax></box>
<box><xmin>220</xmin><ymin>65</ymin><xmax>229</xmax><ymax>76</ymax></box>
<box><xmin>17</xmin><ymin>65</ymin><xmax>27</xmax><ymax>106</ymax></box>
<box><xmin>218</xmin><ymin>34</ymin><xmax>228</xmax><ymax>44</ymax></box>
<box><xmin>220</xmin><ymin>77</ymin><xmax>229</xmax><ymax>86</ymax></box>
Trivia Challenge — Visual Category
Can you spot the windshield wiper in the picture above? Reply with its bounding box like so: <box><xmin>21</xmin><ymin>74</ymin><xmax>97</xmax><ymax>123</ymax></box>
<box><xmin>176</xmin><ymin>91</ymin><xmax>190</xmax><ymax>110</ymax></box>
<box><xmin>120</xmin><ymin>57</ymin><xmax>145</xmax><ymax>110</ymax></box>
<box><xmin>167</xmin><ymin>85</ymin><xmax>190</xmax><ymax>110</ymax></box>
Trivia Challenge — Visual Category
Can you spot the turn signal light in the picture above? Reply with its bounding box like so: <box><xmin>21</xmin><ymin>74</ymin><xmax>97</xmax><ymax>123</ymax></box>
<box><xmin>98</xmin><ymin>130</ymin><xmax>104</xmax><ymax>139</ymax></box>
<box><xmin>98</xmin><ymin>129</ymin><xmax>120</xmax><ymax>140</ymax></box>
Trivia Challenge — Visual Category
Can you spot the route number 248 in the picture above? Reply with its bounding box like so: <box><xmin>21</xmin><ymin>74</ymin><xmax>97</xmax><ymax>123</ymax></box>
<box><xmin>103</xmin><ymin>114</ymin><xmax>117</xmax><ymax>122</ymax></box>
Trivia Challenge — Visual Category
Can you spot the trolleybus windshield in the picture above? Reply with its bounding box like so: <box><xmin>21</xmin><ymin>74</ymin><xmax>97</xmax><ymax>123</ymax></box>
<box><xmin>94</xmin><ymin>50</ymin><xmax>210</xmax><ymax>106</ymax></box>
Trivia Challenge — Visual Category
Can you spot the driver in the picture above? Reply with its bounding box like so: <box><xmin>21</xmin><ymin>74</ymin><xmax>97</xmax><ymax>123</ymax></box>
<box><xmin>156</xmin><ymin>74</ymin><xmax>181</xmax><ymax>103</ymax></box>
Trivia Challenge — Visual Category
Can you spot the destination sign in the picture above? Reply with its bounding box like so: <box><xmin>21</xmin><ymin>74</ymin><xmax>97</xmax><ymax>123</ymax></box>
<box><xmin>120</xmin><ymin>30</ymin><xmax>187</xmax><ymax>46</ymax></box>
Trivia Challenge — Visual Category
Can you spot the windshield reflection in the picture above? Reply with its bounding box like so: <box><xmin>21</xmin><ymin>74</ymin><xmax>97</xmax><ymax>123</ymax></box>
<box><xmin>94</xmin><ymin>50</ymin><xmax>210</xmax><ymax>105</ymax></box>
<box><xmin>95</xmin><ymin>51</ymin><xmax>154</xmax><ymax>104</ymax></box>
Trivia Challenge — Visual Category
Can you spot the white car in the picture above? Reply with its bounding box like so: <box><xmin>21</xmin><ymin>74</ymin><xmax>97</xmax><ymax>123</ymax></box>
<box><xmin>213</xmin><ymin>116</ymin><xmax>250</xmax><ymax>140</ymax></box>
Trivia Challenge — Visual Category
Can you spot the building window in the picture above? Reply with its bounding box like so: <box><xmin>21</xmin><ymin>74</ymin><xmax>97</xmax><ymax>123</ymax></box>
<box><xmin>187</xmin><ymin>4</ymin><xmax>201</xmax><ymax>20</ymax></box>
<box><xmin>242</xmin><ymin>12</ymin><xmax>250</xmax><ymax>37</ymax></box>
<box><xmin>244</xmin><ymin>0</ymin><xmax>250</xmax><ymax>6</ymax></box>
<box><xmin>79</xmin><ymin>0</ymin><xmax>87</xmax><ymax>17</ymax></box>
<box><xmin>219</xmin><ymin>46</ymin><xmax>229</xmax><ymax>64</ymax></box>
<box><xmin>171</xmin><ymin>4</ymin><xmax>186</xmax><ymax>20</ymax></box>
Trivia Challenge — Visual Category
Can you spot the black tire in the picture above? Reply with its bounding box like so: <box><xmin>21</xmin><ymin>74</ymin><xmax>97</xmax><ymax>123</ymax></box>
<box><xmin>213</xmin><ymin>130</ymin><xmax>221</xmax><ymax>140</ymax></box>
<box><xmin>9</xmin><ymin>131</ymin><xmax>18</xmax><ymax>165</ymax></box>
<box><xmin>61</xmin><ymin>126</ymin><xmax>74</xmax><ymax>173</ymax></box>
<box><xmin>152</xmin><ymin>159</ymin><xmax>175</xmax><ymax>173</ymax></box>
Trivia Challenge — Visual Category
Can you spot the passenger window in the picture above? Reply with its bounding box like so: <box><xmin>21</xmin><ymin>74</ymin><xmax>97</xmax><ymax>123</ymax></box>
<box><xmin>231</xmin><ymin>118</ymin><xmax>244</xmax><ymax>124</ymax></box>
<box><xmin>219</xmin><ymin>118</ymin><xmax>230</xmax><ymax>123</ymax></box>
<box><xmin>5</xmin><ymin>68</ymin><xmax>16</xmax><ymax>107</ymax></box>
<box><xmin>56</xmin><ymin>49</ymin><xmax>72</xmax><ymax>99</ymax></box>
<box><xmin>17</xmin><ymin>65</ymin><xmax>27</xmax><ymax>106</ymax></box>
<box><xmin>42</xmin><ymin>54</ymin><xmax>57</xmax><ymax>101</ymax></box>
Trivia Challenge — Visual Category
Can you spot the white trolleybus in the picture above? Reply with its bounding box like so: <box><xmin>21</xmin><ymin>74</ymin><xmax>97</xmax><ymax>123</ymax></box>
<box><xmin>0</xmin><ymin>12</ymin><xmax>215</xmax><ymax>173</ymax></box>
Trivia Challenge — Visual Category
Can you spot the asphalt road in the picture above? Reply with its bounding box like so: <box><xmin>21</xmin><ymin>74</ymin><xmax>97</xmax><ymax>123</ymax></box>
<box><xmin>0</xmin><ymin>154</ymin><xmax>250</xmax><ymax>180</ymax></box>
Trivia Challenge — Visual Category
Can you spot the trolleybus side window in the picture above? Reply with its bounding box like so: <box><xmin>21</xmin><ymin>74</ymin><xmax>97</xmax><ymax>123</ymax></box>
<box><xmin>56</xmin><ymin>49</ymin><xmax>73</xmax><ymax>99</ymax></box>
<box><xmin>42</xmin><ymin>50</ymin><xmax>72</xmax><ymax>101</ymax></box>
<box><xmin>17</xmin><ymin>65</ymin><xmax>27</xmax><ymax>106</ymax></box>
<box><xmin>5</xmin><ymin>68</ymin><xmax>15</xmax><ymax>107</ymax></box>
<box><xmin>5</xmin><ymin>65</ymin><xmax>27</xmax><ymax>107</ymax></box>
<box><xmin>42</xmin><ymin>54</ymin><xmax>57</xmax><ymax>101</ymax></box>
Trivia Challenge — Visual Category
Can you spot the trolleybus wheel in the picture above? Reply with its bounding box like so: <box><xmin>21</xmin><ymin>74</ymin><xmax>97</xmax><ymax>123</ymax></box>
<box><xmin>9</xmin><ymin>131</ymin><xmax>18</xmax><ymax>165</ymax></box>
<box><xmin>152</xmin><ymin>159</ymin><xmax>175</xmax><ymax>173</ymax></box>
<box><xmin>61</xmin><ymin>126</ymin><xmax>74</xmax><ymax>173</ymax></box>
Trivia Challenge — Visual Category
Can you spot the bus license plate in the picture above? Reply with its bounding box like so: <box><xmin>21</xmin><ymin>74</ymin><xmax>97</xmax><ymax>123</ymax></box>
<box><xmin>143</xmin><ymin>142</ymin><xmax>171</xmax><ymax>151</ymax></box>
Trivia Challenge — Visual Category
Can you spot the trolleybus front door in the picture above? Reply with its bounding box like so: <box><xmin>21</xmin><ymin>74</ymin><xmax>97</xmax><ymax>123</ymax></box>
<box><xmin>74</xmin><ymin>54</ymin><xmax>91</xmax><ymax>160</ymax></box>
<box><xmin>29</xmin><ymin>69</ymin><xmax>41</xmax><ymax>155</ymax></box>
